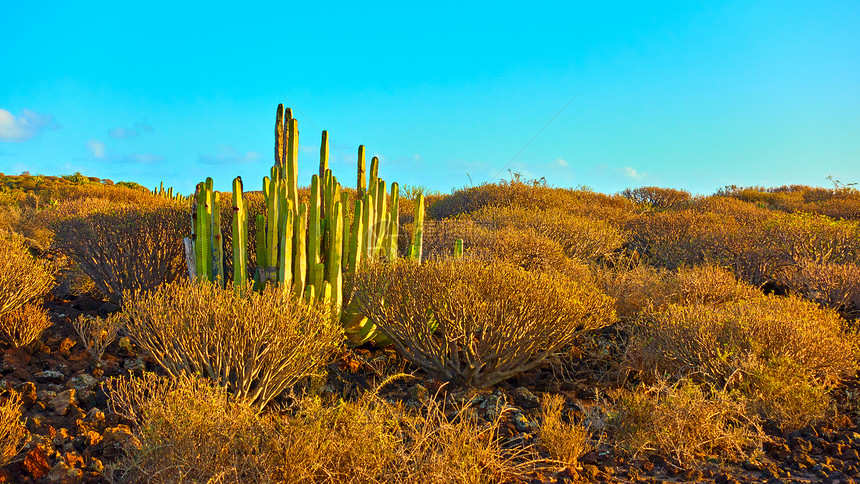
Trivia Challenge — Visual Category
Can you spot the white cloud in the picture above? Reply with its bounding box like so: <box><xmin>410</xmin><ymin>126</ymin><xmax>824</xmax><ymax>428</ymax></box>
<box><xmin>624</xmin><ymin>166</ymin><xmax>646</xmax><ymax>179</ymax></box>
<box><xmin>0</xmin><ymin>108</ymin><xmax>60</xmax><ymax>142</ymax></box>
<box><xmin>554</xmin><ymin>157</ymin><xmax>568</xmax><ymax>167</ymax></box>
<box><xmin>199</xmin><ymin>145</ymin><xmax>262</xmax><ymax>165</ymax></box>
<box><xmin>86</xmin><ymin>140</ymin><xmax>106</xmax><ymax>159</ymax></box>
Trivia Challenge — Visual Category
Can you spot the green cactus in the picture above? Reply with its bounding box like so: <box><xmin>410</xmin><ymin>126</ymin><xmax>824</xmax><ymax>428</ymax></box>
<box><xmin>410</xmin><ymin>193</ymin><xmax>425</xmax><ymax>262</ymax></box>
<box><xmin>212</xmin><ymin>192</ymin><xmax>224</xmax><ymax>288</ymax></box>
<box><xmin>320</xmin><ymin>130</ymin><xmax>329</xmax><ymax>181</ymax></box>
<box><xmin>454</xmin><ymin>239</ymin><xmax>463</xmax><ymax>258</ymax></box>
<box><xmin>292</xmin><ymin>203</ymin><xmax>308</xmax><ymax>299</ymax></box>
<box><xmin>232</xmin><ymin>177</ymin><xmax>248</xmax><ymax>288</ymax></box>
<box><xmin>327</xmin><ymin>200</ymin><xmax>343</xmax><ymax>316</ymax></box>
<box><xmin>357</xmin><ymin>145</ymin><xmax>366</xmax><ymax>199</ymax></box>
<box><xmin>196</xmin><ymin>182</ymin><xmax>212</xmax><ymax>281</ymax></box>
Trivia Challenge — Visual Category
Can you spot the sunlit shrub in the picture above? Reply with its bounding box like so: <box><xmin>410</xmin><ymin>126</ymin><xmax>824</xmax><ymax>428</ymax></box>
<box><xmin>0</xmin><ymin>303</ymin><xmax>52</xmax><ymax>348</ymax></box>
<box><xmin>106</xmin><ymin>373</ymin><xmax>538</xmax><ymax>483</ymax></box>
<box><xmin>598</xmin><ymin>264</ymin><xmax>759</xmax><ymax>321</ymax></box>
<box><xmin>471</xmin><ymin>205</ymin><xmax>627</xmax><ymax>261</ymax></box>
<box><xmin>778</xmin><ymin>259</ymin><xmax>860</xmax><ymax>317</ymax></box>
<box><xmin>539</xmin><ymin>394</ymin><xmax>592</xmax><ymax>468</ymax></box>
<box><xmin>0</xmin><ymin>232</ymin><xmax>54</xmax><ymax>317</ymax></box>
<box><xmin>621</xmin><ymin>186</ymin><xmax>692</xmax><ymax>210</ymax></box>
<box><xmin>605</xmin><ymin>379</ymin><xmax>762</xmax><ymax>464</ymax></box>
<box><xmin>51</xmin><ymin>201</ymin><xmax>187</xmax><ymax>302</ymax></box>
<box><xmin>118</xmin><ymin>282</ymin><xmax>343</xmax><ymax>409</ymax></box>
<box><xmin>630</xmin><ymin>294</ymin><xmax>857</xmax><ymax>386</ymax></box>
<box><xmin>626</xmin><ymin>210</ymin><xmax>724</xmax><ymax>269</ymax></box>
<box><xmin>354</xmin><ymin>259</ymin><xmax>615</xmax><ymax>387</ymax></box>
<box><xmin>0</xmin><ymin>391</ymin><xmax>26</xmax><ymax>466</ymax></box>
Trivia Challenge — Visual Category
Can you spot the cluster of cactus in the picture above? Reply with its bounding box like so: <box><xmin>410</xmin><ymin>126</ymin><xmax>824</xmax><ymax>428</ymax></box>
<box><xmin>153</xmin><ymin>182</ymin><xmax>190</xmax><ymax>202</ymax></box>
<box><xmin>186</xmin><ymin>105</ymin><xmax>426</xmax><ymax>345</ymax></box>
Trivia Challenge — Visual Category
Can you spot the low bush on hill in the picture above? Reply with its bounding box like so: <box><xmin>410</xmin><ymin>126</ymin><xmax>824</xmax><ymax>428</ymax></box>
<box><xmin>354</xmin><ymin>259</ymin><xmax>616</xmax><ymax>387</ymax></box>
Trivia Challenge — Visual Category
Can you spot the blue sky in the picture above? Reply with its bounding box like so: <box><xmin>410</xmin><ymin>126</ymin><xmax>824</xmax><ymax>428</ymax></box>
<box><xmin>1</xmin><ymin>1</ymin><xmax>858</xmax><ymax>195</ymax></box>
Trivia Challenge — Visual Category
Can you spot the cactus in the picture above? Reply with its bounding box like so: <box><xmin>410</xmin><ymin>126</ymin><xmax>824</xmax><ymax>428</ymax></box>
<box><xmin>410</xmin><ymin>193</ymin><xmax>425</xmax><ymax>262</ymax></box>
<box><xmin>454</xmin><ymin>238</ymin><xmax>463</xmax><ymax>259</ymax></box>
<box><xmin>292</xmin><ymin>203</ymin><xmax>308</xmax><ymax>298</ymax></box>
<box><xmin>357</xmin><ymin>145</ymin><xmax>366</xmax><ymax>198</ymax></box>
<box><xmin>320</xmin><ymin>130</ymin><xmax>329</xmax><ymax>181</ymax></box>
<box><xmin>187</xmin><ymin>105</ymin><xmax>428</xmax><ymax>346</ymax></box>
<box><xmin>232</xmin><ymin>177</ymin><xmax>248</xmax><ymax>288</ymax></box>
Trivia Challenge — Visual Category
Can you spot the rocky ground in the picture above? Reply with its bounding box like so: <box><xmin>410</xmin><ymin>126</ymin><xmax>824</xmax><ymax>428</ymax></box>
<box><xmin>2</xmin><ymin>293</ymin><xmax>860</xmax><ymax>483</ymax></box>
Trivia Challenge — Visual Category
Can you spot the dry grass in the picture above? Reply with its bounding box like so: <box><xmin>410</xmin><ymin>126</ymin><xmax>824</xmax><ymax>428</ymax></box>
<box><xmin>605</xmin><ymin>379</ymin><xmax>763</xmax><ymax>464</ymax></box>
<box><xmin>0</xmin><ymin>232</ymin><xmax>55</xmax><ymax>317</ymax></box>
<box><xmin>0</xmin><ymin>302</ymin><xmax>52</xmax><ymax>348</ymax></box>
<box><xmin>106</xmin><ymin>374</ymin><xmax>540</xmax><ymax>484</ymax></box>
<box><xmin>539</xmin><ymin>394</ymin><xmax>592</xmax><ymax>468</ymax></box>
<box><xmin>0</xmin><ymin>391</ymin><xmax>26</xmax><ymax>466</ymax></box>
<box><xmin>118</xmin><ymin>281</ymin><xmax>344</xmax><ymax>409</ymax></box>
<box><xmin>353</xmin><ymin>259</ymin><xmax>616</xmax><ymax>387</ymax></box>
<box><xmin>51</xmin><ymin>202</ymin><xmax>188</xmax><ymax>302</ymax></box>
<box><xmin>74</xmin><ymin>314</ymin><xmax>124</xmax><ymax>361</ymax></box>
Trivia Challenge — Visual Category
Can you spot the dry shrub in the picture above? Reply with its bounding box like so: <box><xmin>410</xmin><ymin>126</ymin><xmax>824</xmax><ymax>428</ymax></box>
<box><xmin>763</xmin><ymin>212</ymin><xmax>860</xmax><ymax>265</ymax></box>
<box><xmin>427</xmin><ymin>180</ymin><xmax>636</xmax><ymax>226</ymax></box>
<box><xmin>737</xmin><ymin>358</ymin><xmax>833</xmax><ymax>430</ymax></box>
<box><xmin>778</xmin><ymin>259</ymin><xmax>860</xmax><ymax>317</ymax></box>
<box><xmin>630</xmin><ymin>295</ymin><xmax>857</xmax><ymax>385</ymax></box>
<box><xmin>471</xmin><ymin>205</ymin><xmax>627</xmax><ymax>261</ymax></box>
<box><xmin>621</xmin><ymin>186</ymin><xmax>692</xmax><ymax>210</ymax></box>
<box><xmin>354</xmin><ymin>259</ymin><xmax>615</xmax><ymax>387</ymax></box>
<box><xmin>107</xmin><ymin>374</ymin><xmax>538</xmax><ymax>483</ymax></box>
<box><xmin>74</xmin><ymin>314</ymin><xmax>124</xmax><ymax>361</ymax></box>
<box><xmin>598</xmin><ymin>264</ymin><xmax>759</xmax><ymax>321</ymax></box>
<box><xmin>0</xmin><ymin>303</ymin><xmax>52</xmax><ymax>348</ymax></box>
<box><xmin>0</xmin><ymin>232</ymin><xmax>55</xmax><ymax>317</ymax></box>
<box><xmin>628</xmin><ymin>295</ymin><xmax>858</xmax><ymax>427</ymax></box>
<box><xmin>118</xmin><ymin>282</ymin><xmax>343</xmax><ymax>409</ymax></box>
<box><xmin>605</xmin><ymin>379</ymin><xmax>763</xmax><ymax>464</ymax></box>
<box><xmin>420</xmin><ymin>221</ymin><xmax>568</xmax><ymax>272</ymax></box>
<box><xmin>626</xmin><ymin>210</ymin><xmax>724</xmax><ymax>269</ymax></box>
<box><xmin>539</xmin><ymin>394</ymin><xmax>591</xmax><ymax>467</ymax></box>
<box><xmin>0</xmin><ymin>391</ymin><xmax>26</xmax><ymax>466</ymax></box>
<box><xmin>51</xmin><ymin>201</ymin><xmax>187</xmax><ymax>303</ymax></box>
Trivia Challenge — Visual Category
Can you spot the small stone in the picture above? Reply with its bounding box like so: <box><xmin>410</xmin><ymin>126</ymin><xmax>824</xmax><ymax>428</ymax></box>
<box><xmin>53</xmin><ymin>427</ymin><xmax>72</xmax><ymax>446</ymax></box>
<box><xmin>50</xmin><ymin>389</ymin><xmax>77</xmax><ymax>416</ymax></box>
<box><xmin>408</xmin><ymin>384</ymin><xmax>428</xmax><ymax>402</ymax></box>
<box><xmin>843</xmin><ymin>447</ymin><xmax>860</xmax><ymax>461</ymax></box>
<box><xmin>23</xmin><ymin>445</ymin><xmax>51</xmax><ymax>479</ymax></box>
<box><xmin>35</xmin><ymin>370</ymin><xmax>65</xmax><ymax>383</ymax></box>
<box><xmin>123</xmin><ymin>357</ymin><xmax>145</xmax><ymax>372</ymax></box>
<box><xmin>75</xmin><ymin>389</ymin><xmax>95</xmax><ymax>407</ymax></box>
<box><xmin>57</xmin><ymin>338</ymin><xmax>77</xmax><ymax>355</ymax></box>
<box><xmin>46</xmin><ymin>461</ymin><xmax>83</xmax><ymax>483</ymax></box>
<box><xmin>20</xmin><ymin>381</ymin><xmax>37</xmax><ymax>406</ymax></box>
<box><xmin>103</xmin><ymin>425</ymin><xmax>140</xmax><ymax>450</ymax></box>
<box><xmin>37</xmin><ymin>390</ymin><xmax>58</xmax><ymax>403</ymax></box>
<box><xmin>512</xmin><ymin>386</ymin><xmax>540</xmax><ymax>409</ymax></box>
<box><xmin>99</xmin><ymin>301</ymin><xmax>119</xmax><ymax>314</ymax></box>
<box><xmin>511</xmin><ymin>410</ymin><xmax>533</xmax><ymax>433</ymax></box>
<box><xmin>68</xmin><ymin>374</ymin><xmax>98</xmax><ymax>391</ymax></box>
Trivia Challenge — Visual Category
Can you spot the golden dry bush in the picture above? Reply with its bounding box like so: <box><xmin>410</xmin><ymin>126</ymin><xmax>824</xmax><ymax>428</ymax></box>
<box><xmin>605</xmin><ymin>379</ymin><xmax>763</xmax><ymax>464</ymax></box>
<box><xmin>626</xmin><ymin>210</ymin><xmax>724</xmax><ymax>269</ymax></box>
<box><xmin>539</xmin><ymin>394</ymin><xmax>592</xmax><ymax>468</ymax></box>
<box><xmin>119</xmin><ymin>282</ymin><xmax>343</xmax><ymax>409</ymax></box>
<box><xmin>107</xmin><ymin>374</ymin><xmax>539</xmax><ymax>484</ymax></box>
<box><xmin>354</xmin><ymin>259</ymin><xmax>616</xmax><ymax>387</ymax></box>
<box><xmin>597</xmin><ymin>264</ymin><xmax>759</xmax><ymax>322</ymax></box>
<box><xmin>73</xmin><ymin>314</ymin><xmax>124</xmax><ymax>361</ymax></box>
<box><xmin>630</xmin><ymin>294</ymin><xmax>858</xmax><ymax>386</ymax></box>
<box><xmin>779</xmin><ymin>259</ymin><xmax>860</xmax><ymax>317</ymax></box>
<box><xmin>763</xmin><ymin>212</ymin><xmax>860</xmax><ymax>266</ymax></box>
<box><xmin>0</xmin><ymin>303</ymin><xmax>52</xmax><ymax>348</ymax></box>
<box><xmin>0</xmin><ymin>232</ymin><xmax>54</xmax><ymax>317</ymax></box>
<box><xmin>471</xmin><ymin>205</ymin><xmax>627</xmax><ymax>262</ymax></box>
<box><xmin>51</xmin><ymin>201</ymin><xmax>188</xmax><ymax>302</ymax></box>
<box><xmin>621</xmin><ymin>186</ymin><xmax>692</xmax><ymax>210</ymax></box>
<box><xmin>0</xmin><ymin>391</ymin><xmax>26</xmax><ymax>466</ymax></box>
